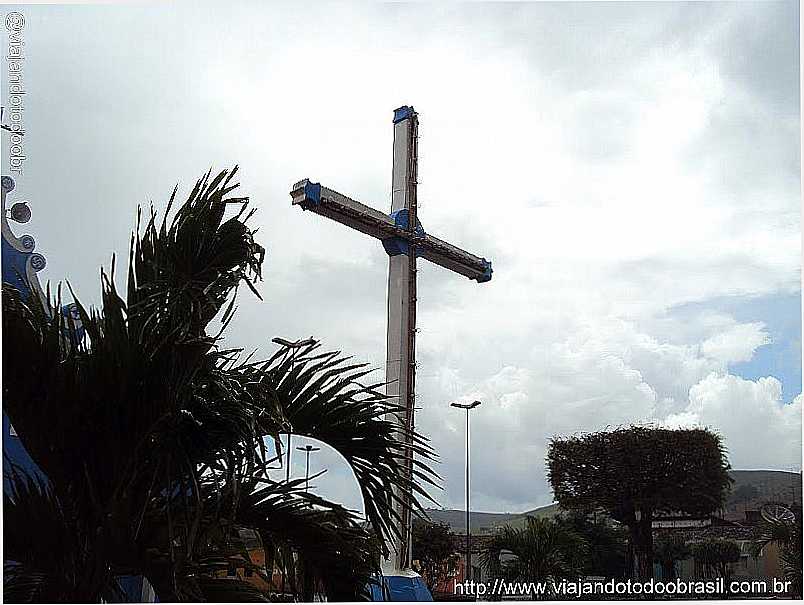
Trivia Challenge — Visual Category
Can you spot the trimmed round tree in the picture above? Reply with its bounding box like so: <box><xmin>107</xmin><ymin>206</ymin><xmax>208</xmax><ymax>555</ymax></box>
<box><xmin>547</xmin><ymin>426</ymin><xmax>732</xmax><ymax>579</ymax></box>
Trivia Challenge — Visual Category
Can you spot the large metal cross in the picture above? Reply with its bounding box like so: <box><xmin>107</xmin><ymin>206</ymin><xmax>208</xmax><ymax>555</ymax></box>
<box><xmin>290</xmin><ymin>105</ymin><xmax>492</xmax><ymax>575</ymax></box>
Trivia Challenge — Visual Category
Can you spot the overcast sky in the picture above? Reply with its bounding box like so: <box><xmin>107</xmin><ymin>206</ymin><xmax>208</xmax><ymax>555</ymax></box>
<box><xmin>4</xmin><ymin>1</ymin><xmax>801</xmax><ymax>514</ymax></box>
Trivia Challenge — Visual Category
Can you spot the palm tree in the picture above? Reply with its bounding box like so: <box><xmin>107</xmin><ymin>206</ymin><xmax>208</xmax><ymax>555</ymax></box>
<box><xmin>751</xmin><ymin>508</ymin><xmax>802</xmax><ymax>598</ymax></box>
<box><xmin>411</xmin><ymin>520</ymin><xmax>459</xmax><ymax>595</ymax></box>
<box><xmin>554</xmin><ymin>510</ymin><xmax>629</xmax><ymax>578</ymax></box>
<box><xmin>481</xmin><ymin>517</ymin><xmax>587</xmax><ymax>600</ymax></box>
<box><xmin>2</xmin><ymin>167</ymin><xmax>438</xmax><ymax>602</ymax></box>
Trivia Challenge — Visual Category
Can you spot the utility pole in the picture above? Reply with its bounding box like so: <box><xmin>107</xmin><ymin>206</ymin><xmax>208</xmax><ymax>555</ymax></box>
<box><xmin>451</xmin><ymin>400</ymin><xmax>481</xmax><ymax>583</ymax></box>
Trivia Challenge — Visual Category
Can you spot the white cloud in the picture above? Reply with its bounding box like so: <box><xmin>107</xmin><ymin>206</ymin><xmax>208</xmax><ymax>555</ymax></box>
<box><xmin>418</xmin><ymin>315</ymin><xmax>799</xmax><ymax>511</ymax></box>
<box><xmin>666</xmin><ymin>375</ymin><xmax>802</xmax><ymax>470</ymax></box>
<box><xmin>14</xmin><ymin>1</ymin><xmax>801</xmax><ymax>513</ymax></box>
<box><xmin>701</xmin><ymin>321</ymin><xmax>771</xmax><ymax>363</ymax></box>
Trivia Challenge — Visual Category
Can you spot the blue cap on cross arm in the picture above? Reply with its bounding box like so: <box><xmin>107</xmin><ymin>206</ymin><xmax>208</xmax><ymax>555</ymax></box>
<box><xmin>393</xmin><ymin>106</ymin><xmax>416</xmax><ymax>123</ymax></box>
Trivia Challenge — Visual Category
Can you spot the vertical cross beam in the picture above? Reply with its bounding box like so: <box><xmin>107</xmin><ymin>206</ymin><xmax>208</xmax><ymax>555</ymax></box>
<box><xmin>384</xmin><ymin>106</ymin><xmax>418</xmax><ymax>572</ymax></box>
<box><xmin>290</xmin><ymin>105</ymin><xmax>493</xmax><ymax>582</ymax></box>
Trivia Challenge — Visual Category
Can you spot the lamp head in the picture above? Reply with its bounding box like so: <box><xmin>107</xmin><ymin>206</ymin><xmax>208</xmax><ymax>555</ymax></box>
<box><xmin>273</xmin><ymin>337</ymin><xmax>318</xmax><ymax>348</ymax></box>
<box><xmin>450</xmin><ymin>400</ymin><xmax>482</xmax><ymax>410</ymax></box>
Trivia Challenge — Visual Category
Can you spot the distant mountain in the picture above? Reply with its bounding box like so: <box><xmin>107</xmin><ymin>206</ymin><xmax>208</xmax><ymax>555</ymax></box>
<box><xmin>723</xmin><ymin>469</ymin><xmax>801</xmax><ymax>519</ymax></box>
<box><xmin>423</xmin><ymin>503</ymin><xmax>559</xmax><ymax>534</ymax></box>
<box><xmin>422</xmin><ymin>509</ymin><xmax>517</xmax><ymax>533</ymax></box>
<box><xmin>424</xmin><ymin>470</ymin><xmax>801</xmax><ymax>534</ymax></box>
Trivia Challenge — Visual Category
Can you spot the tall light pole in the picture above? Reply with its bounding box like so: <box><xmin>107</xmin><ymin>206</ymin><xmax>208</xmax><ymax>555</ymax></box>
<box><xmin>272</xmin><ymin>337</ymin><xmax>317</xmax><ymax>483</ymax></box>
<box><xmin>296</xmin><ymin>444</ymin><xmax>320</xmax><ymax>492</ymax></box>
<box><xmin>272</xmin><ymin>337</ymin><xmax>316</xmax><ymax>600</ymax></box>
<box><xmin>451</xmin><ymin>400</ymin><xmax>481</xmax><ymax>583</ymax></box>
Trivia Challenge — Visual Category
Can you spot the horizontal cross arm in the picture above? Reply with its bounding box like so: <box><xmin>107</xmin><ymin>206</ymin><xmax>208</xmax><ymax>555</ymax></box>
<box><xmin>290</xmin><ymin>179</ymin><xmax>492</xmax><ymax>283</ymax></box>
<box><xmin>418</xmin><ymin>233</ymin><xmax>492</xmax><ymax>283</ymax></box>
<box><xmin>291</xmin><ymin>179</ymin><xmax>397</xmax><ymax>241</ymax></box>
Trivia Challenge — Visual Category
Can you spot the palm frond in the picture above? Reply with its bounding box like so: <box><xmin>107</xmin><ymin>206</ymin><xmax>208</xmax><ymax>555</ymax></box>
<box><xmin>239</xmin><ymin>340</ymin><xmax>440</xmax><ymax>552</ymax></box>
<box><xmin>2</xmin><ymin>166</ymin><xmax>439</xmax><ymax>602</ymax></box>
<box><xmin>3</xmin><ymin>467</ymin><xmax>124</xmax><ymax>603</ymax></box>
<box><xmin>481</xmin><ymin>517</ymin><xmax>587</xmax><ymax>587</ymax></box>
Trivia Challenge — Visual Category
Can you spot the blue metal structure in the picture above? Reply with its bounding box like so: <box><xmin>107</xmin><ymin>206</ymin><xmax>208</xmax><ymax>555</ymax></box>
<box><xmin>382</xmin><ymin>209</ymin><xmax>426</xmax><ymax>257</ymax></box>
<box><xmin>368</xmin><ymin>572</ymin><xmax>433</xmax><ymax>601</ymax></box>
<box><xmin>1</xmin><ymin>173</ymin><xmax>48</xmax><ymax>487</ymax></box>
<box><xmin>392</xmin><ymin>105</ymin><xmax>416</xmax><ymax>124</ymax></box>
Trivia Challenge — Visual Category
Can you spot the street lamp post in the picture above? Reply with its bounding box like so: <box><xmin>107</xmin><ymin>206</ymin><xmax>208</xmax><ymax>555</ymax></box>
<box><xmin>451</xmin><ymin>400</ymin><xmax>481</xmax><ymax>584</ymax></box>
<box><xmin>296</xmin><ymin>445</ymin><xmax>321</xmax><ymax>492</ymax></box>
<box><xmin>272</xmin><ymin>337</ymin><xmax>317</xmax><ymax>600</ymax></box>
<box><xmin>271</xmin><ymin>337</ymin><xmax>317</xmax><ymax>484</ymax></box>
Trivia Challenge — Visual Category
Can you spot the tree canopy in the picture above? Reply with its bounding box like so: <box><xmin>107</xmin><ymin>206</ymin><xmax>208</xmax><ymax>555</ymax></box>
<box><xmin>547</xmin><ymin>426</ymin><xmax>732</xmax><ymax>578</ymax></box>
<box><xmin>548</xmin><ymin>426</ymin><xmax>732</xmax><ymax>519</ymax></box>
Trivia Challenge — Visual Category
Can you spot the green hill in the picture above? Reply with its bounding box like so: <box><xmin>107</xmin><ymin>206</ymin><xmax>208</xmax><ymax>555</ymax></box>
<box><xmin>422</xmin><ymin>509</ymin><xmax>519</xmax><ymax>533</ymax></box>
<box><xmin>424</xmin><ymin>470</ymin><xmax>801</xmax><ymax>533</ymax></box>
<box><xmin>424</xmin><ymin>502</ymin><xmax>559</xmax><ymax>534</ymax></box>
<box><xmin>723</xmin><ymin>469</ymin><xmax>801</xmax><ymax>516</ymax></box>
